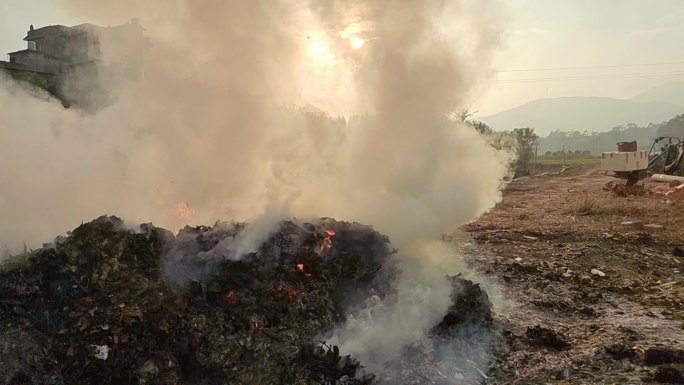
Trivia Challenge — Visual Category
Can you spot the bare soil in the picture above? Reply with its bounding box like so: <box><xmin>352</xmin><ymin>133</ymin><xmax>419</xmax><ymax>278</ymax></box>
<box><xmin>463</xmin><ymin>164</ymin><xmax>684</xmax><ymax>384</ymax></box>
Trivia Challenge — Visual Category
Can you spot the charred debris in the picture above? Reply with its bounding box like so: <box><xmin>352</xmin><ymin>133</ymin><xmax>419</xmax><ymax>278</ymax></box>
<box><xmin>0</xmin><ymin>216</ymin><xmax>493</xmax><ymax>385</ymax></box>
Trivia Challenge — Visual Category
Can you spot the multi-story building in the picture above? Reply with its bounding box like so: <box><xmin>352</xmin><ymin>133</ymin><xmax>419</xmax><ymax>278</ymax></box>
<box><xmin>0</xmin><ymin>19</ymin><xmax>147</xmax><ymax>109</ymax></box>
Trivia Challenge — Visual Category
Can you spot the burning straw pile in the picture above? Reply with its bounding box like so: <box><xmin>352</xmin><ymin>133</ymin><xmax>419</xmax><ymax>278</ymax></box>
<box><xmin>1</xmin><ymin>216</ymin><xmax>492</xmax><ymax>385</ymax></box>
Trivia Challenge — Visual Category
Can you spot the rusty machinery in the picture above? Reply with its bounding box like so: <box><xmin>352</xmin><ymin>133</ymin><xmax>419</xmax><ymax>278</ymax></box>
<box><xmin>601</xmin><ymin>137</ymin><xmax>684</xmax><ymax>186</ymax></box>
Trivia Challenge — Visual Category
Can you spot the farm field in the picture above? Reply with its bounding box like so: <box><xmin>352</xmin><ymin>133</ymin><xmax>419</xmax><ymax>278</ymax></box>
<box><xmin>463</xmin><ymin>164</ymin><xmax>684</xmax><ymax>384</ymax></box>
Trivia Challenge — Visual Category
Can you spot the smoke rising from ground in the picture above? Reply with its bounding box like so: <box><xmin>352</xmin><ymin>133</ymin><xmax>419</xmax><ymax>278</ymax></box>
<box><xmin>0</xmin><ymin>0</ymin><xmax>508</xmax><ymax>377</ymax></box>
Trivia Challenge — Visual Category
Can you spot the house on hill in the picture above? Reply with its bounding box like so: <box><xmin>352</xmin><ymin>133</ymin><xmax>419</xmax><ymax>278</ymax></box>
<box><xmin>0</xmin><ymin>19</ymin><xmax>148</xmax><ymax>109</ymax></box>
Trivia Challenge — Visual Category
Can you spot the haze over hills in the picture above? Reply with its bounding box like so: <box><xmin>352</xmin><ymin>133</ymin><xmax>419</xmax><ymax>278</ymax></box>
<box><xmin>479</xmin><ymin>82</ymin><xmax>684</xmax><ymax>137</ymax></box>
<box><xmin>630</xmin><ymin>81</ymin><xmax>684</xmax><ymax>105</ymax></box>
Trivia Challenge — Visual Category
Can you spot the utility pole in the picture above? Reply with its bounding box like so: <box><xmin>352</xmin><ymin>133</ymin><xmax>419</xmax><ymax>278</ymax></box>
<box><xmin>563</xmin><ymin>143</ymin><xmax>566</xmax><ymax>165</ymax></box>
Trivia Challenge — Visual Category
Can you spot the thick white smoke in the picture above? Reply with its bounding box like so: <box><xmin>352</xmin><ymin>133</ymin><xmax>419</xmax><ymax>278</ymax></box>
<box><xmin>0</xmin><ymin>0</ymin><xmax>509</xmax><ymax>376</ymax></box>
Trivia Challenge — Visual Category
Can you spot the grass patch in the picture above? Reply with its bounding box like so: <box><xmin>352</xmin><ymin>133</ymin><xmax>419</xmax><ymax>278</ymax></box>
<box><xmin>564</xmin><ymin>194</ymin><xmax>648</xmax><ymax>217</ymax></box>
<box><xmin>565</xmin><ymin>194</ymin><xmax>601</xmax><ymax>216</ymax></box>
<box><xmin>537</xmin><ymin>157</ymin><xmax>600</xmax><ymax>165</ymax></box>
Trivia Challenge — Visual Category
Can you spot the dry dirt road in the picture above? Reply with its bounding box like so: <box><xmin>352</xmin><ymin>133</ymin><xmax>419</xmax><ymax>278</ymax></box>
<box><xmin>462</xmin><ymin>164</ymin><xmax>684</xmax><ymax>384</ymax></box>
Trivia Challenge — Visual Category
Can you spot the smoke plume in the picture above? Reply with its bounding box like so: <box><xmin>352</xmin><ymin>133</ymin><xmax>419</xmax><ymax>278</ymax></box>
<box><xmin>0</xmin><ymin>0</ymin><xmax>509</xmax><ymax>377</ymax></box>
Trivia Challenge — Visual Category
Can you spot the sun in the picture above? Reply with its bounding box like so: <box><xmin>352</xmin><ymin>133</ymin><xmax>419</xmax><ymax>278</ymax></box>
<box><xmin>350</xmin><ymin>37</ymin><xmax>365</xmax><ymax>49</ymax></box>
<box><xmin>309</xmin><ymin>42</ymin><xmax>326</xmax><ymax>56</ymax></box>
<box><xmin>308</xmin><ymin>41</ymin><xmax>333</xmax><ymax>63</ymax></box>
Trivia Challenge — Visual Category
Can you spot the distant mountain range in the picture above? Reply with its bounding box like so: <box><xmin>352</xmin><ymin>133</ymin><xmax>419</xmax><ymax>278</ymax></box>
<box><xmin>630</xmin><ymin>82</ymin><xmax>684</xmax><ymax>104</ymax></box>
<box><xmin>479</xmin><ymin>82</ymin><xmax>684</xmax><ymax>137</ymax></box>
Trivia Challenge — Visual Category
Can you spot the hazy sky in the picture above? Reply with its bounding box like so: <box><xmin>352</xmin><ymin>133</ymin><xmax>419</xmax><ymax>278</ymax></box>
<box><xmin>2</xmin><ymin>0</ymin><xmax>684</xmax><ymax>116</ymax></box>
<box><xmin>479</xmin><ymin>0</ymin><xmax>684</xmax><ymax>115</ymax></box>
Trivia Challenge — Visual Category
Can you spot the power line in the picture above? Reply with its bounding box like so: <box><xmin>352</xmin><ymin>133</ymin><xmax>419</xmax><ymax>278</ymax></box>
<box><xmin>496</xmin><ymin>60</ymin><xmax>684</xmax><ymax>73</ymax></box>
<box><xmin>495</xmin><ymin>70</ymin><xmax>684</xmax><ymax>83</ymax></box>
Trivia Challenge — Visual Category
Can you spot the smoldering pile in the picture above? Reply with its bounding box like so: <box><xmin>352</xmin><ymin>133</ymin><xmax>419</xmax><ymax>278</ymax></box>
<box><xmin>0</xmin><ymin>216</ymin><xmax>493</xmax><ymax>385</ymax></box>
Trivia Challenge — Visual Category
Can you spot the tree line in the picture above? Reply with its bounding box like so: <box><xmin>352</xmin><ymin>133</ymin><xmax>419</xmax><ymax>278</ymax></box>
<box><xmin>465</xmin><ymin>112</ymin><xmax>684</xmax><ymax>176</ymax></box>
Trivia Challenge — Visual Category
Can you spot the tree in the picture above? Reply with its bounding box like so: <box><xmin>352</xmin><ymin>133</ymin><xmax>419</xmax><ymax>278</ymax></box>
<box><xmin>513</xmin><ymin>128</ymin><xmax>539</xmax><ymax>176</ymax></box>
<box><xmin>453</xmin><ymin>108</ymin><xmax>476</xmax><ymax>122</ymax></box>
<box><xmin>658</xmin><ymin>114</ymin><xmax>684</xmax><ymax>138</ymax></box>
<box><xmin>470</xmin><ymin>120</ymin><xmax>492</xmax><ymax>135</ymax></box>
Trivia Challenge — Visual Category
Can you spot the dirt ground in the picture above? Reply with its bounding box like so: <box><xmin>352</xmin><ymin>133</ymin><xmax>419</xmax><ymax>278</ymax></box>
<box><xmin>462</xmin><ymin>164</ymin><xmax>684</xmax><ymax>384</ymax></box>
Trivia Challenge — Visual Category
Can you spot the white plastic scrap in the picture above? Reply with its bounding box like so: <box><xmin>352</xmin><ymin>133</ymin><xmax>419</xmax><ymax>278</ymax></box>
<box><xmin>91</xmin><ymin>344</ymin><xmax>110</xmax><ymax>360</ymax></box>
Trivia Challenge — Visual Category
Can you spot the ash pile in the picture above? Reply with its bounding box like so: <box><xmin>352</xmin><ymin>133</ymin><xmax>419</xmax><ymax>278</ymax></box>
<box><xmin>0</xmin><ymin>216</ymin><xmax>493</xmax><ymax>385</ymax></box>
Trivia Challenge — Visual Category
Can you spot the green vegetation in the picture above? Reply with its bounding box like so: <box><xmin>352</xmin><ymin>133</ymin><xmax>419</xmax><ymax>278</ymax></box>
<box><xmin>513</xmin><ymin>127</ymin><xmax>539</xmax><ymax>175</ymax></box>
<box><xmin>6</xmin><ymin>69</ymin><xmax>50</xmax><ymax>91</ymax></box>
<box><xmin>536</xmin><ymin>157</ymin><xmax>600</xmax><ymax>165</ymax></box>
<box><xmin>464</xmin><ymin>119</ymin><xmax>541</xmax><ymax>176</ymax></box>
<box><xmin>540</xmin><ymin>123</ymin><xmax>660</xmax><ymax>155</ymax></box>
<box><xmin>470</xmin><ymin>111</ymin><xmax>684</xmax><ymax>174</ymax></box>
<box><xmin>657</xmin><ymin>114</ymin><xmax>684</xmax><ymax>138</ymax></box>
<box><xmin>538</xmin><ymin>148</ymin><xmax>600</xmax><ymax>165</ymax></box>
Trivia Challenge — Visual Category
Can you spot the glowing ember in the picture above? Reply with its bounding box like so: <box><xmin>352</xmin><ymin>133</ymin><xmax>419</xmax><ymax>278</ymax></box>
<box><xmin>250</xmin><ymin>316</ymin><xmax>264</xmax><ymax>330</ymax></box>
<box><xmin>284</xmin><ymin>283</ymin><xmax>303</xmax><ymax>300</ymax></box>
<box><xmin>296</xmin><ymin>263</ymin><xmax>311</xmax><ymax>277</ymax></box>
<box><xmin>318</xmin><ymin>228</ymin><xmax>336</xmax><ymax>255</ymax></box>
<box><xmin>286</xmin><ymin>288</ymin><xmax>301</xmax><ymax>300</ymax></box>
<box><xmin>274</xmin><ymin>281</ymin><xmax>304</xmax><ymax>300</ymax></box>
<box><xmin>17</xmin><ymin>285</ymin><xmax>40</xmax><ymax>296</ymax></box>
<box><xmin>175</xmin><ymin>202</ymin><xmax>192</xmax><ymax>218</ymax></box>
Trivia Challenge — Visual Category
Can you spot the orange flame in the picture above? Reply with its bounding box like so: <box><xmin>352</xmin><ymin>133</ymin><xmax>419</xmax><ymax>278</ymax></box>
<box><xmin>296</xmin><ymin>263</ymin><xmax>311</xmax><ymax>277</ymax></box>
<box><xmin>295</xmin><ymin>263</ymin><xmax>311</xmax><ymax>277</ymax></box>
<box><xmin>175</xmin><ymin>202</ymin><xmax>192</xmax><ymax>218</ymax></box>
<box><xmin>318</xmin><ymin>228</ymin><xmax>336</xmax><ymax>255</ymax></box>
